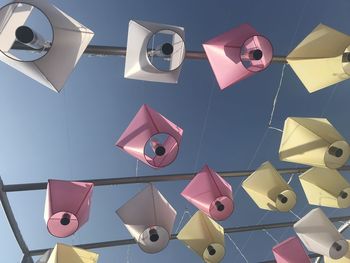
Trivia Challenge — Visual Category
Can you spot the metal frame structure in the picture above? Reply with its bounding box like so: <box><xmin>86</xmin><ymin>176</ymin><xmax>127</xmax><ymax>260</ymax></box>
<box><xmin>2</xmin><ymin>166</ymin><xmax>350</xmax><ymax>262</ymax></box>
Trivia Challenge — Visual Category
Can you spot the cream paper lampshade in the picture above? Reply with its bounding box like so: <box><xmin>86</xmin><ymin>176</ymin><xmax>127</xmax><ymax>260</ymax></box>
<box><xmin>287</xmin><ymin>24</ymin><xmax>350</xmax><ymax>93</ymax></box>
<box><xmin>299</xmin><ymin>167</ymin><xmax>350</xmax><ymax>208</ymax></box>
<box><xmin>294</xmin><ymin>208</ymin><xmax>349</xmax><ymax>260</ymax></box>
<box><xmin>0</xmin><ymin>0</ymin><xmax>94</xmax><ymax>92</ymax></box>
<box><xmin>325</xmin><ymin>240</ymin><xmax>350</xmax><ymax>263</ymax></box>
<box><xmin>124</xmin><ymin>20</ymin><xmax>185</xmax><ymax>83</ymax></box>
<box><xmin>116</xmin><ymin>184</ymin><xmax>177</xmax><ymax>254</ymax></box>
<box><xmin>279</xmin><ymin>117</ymin><xmax>350</xmax><ymax>169</ymax></box>
<box><xmin>36</xmin><ymin>243</ymin><xmax>99</xmax><ymax>263</ymax></box>
<box><xmin>177</xmin><ymin>210</ymin><xmax>225</xmax><ymax>263</ymax></box>
<box><xmin>242</xmin><ymin>161</ymin><xmax>296</xmax><ymax>212</ymax></box>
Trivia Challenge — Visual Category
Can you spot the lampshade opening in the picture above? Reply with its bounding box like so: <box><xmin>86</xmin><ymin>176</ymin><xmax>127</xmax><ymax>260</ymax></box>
<box><xmin>15</xmin><ymin>26</ymin><xmax>34</xmax><ymax>44</ymax></box>
<box><xmin>342</xmin><ymin>52</ymin><xmax>350</xmax><ymax>63</ymax></box>
<box><xmin>277</xmin><ymin>194</ymin><xmax>288</xmax><ymax>204</ymax></box>
<box><xmin>149</xmin><ymin>229</ymin><xmax>160</xmax><ymax>242</ymax></box>
<box><xmin>155</xmin><ymin>145</ymin><xmax>166</xmax><ymax>156</ymax></box>
<box><xmin>328</xmin><ymin>146</ymin><xmax>343</xmax><ymax>158</ymax></box>
<box><xmin>333</xmin><ymin>242</ymin><xmax>342</xmax><ymax>252</ymax></box>
<box><xmin>215</xmin><ymin>201</ymin><xmax>225</xmax><ymax>212</ymax></box>
<box><xmin>207</xmin><ymin>245</ymin><xmax>216</xmax><ymax>256</ymax></box>
<box><xmin>161</xmin><ymin>43</ymin><xmax>174</xmax><ymax>56</ymax></box>
<box><xmin>340</xmin><ymin>191</ymin><xmax>349</xmax><ymax>199</ymax></box>
<box><xmin>250</xmin><ymin>49</ymin><xmax>263</xmax><ymax>60</ymax></box>
<box><xmin>60</xmin><ymin>213</ymin><xmax>71</xmax><ymax>226</ymax></box>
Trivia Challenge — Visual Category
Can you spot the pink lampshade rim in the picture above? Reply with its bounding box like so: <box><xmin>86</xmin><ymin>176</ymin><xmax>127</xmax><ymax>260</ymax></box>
<box><xmin>145</xmin><ymin>29</ymin><xmax>186</xmax><ymax>73</ymax></box>
<box><xmin>222</xmin><ymin>33</ymin><xmax>274</xmax><ymax>72</ymax></box>
<box><xmin>46</xmin><ymin>212</ymin><xmax>79</xmax><ymax>238</ymax></box>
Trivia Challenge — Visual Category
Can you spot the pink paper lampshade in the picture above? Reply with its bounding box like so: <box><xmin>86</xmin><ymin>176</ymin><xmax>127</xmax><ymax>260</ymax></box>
<box><xmin>203</xmin><ymin>23</ymin><xmax>273</xmax><ymax>90</ymax></box>
<box><xmin>116</xmin><ymin>184</ymin><xmax>177</xmax><ymax>253</ymax></box>
<box><xmin>44</xmin><ymin>180</ymin><xmax>94</xmax><ymax>238</ymax></box>
<box><xmin>116</xmin><ymin>104</ymin><xmax>183</xmax><ymax>168</ymax></box>
<box><xmin>181</xmin><ymin>165</ymin><xmax>234</xmax><ymax>221</ymax></box>
<box><xmin>273</xmin><ymin>236</ymin><xmax>311</xmax><ymax>263</ymax></box>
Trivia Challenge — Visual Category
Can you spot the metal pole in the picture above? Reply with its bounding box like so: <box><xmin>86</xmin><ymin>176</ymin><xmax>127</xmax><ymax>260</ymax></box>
<box><xmin>28</xmin><ymin>215</ymin><xmax>350</xmax><ymax>256</ymax></box>
<box><xmin>4</xmin><ymin>165</ymin><xmax>350</xmax><ymax>192</ymax></box>
<box><xmin>0</xmin><ymin>177</ymin><xmax>31</xmax><ymax>259</ymax></box>
<box><xmin>11</xmin><ymin>41</ymin><xmax>288</xmax><ymax>63</ymax></box>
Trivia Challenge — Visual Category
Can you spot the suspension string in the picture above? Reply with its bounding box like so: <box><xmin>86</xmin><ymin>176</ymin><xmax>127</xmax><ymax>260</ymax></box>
<box><xmin>135</xmin><ymin>160</ymin><xmax>139</xmax><ymax>177</ymax></box>
<box><xmin>289</xmin><ymin>210</ymin><xmax>301</xmax><ymax>220</ymax></box>
<box><xmin>175</xmin><ymin>208</ymin><xmax>191</xmax><ymax>233</ymax></box>
<box><xmin>287</xmin><ymin>173</ymin><xmax>295</xmax><ymax>184</ymax></box>
<box><xmin>225</xmin><ymin>233</ymin><xmax>249</xmax><ymax>263</ymax></box>
<box><xmin>262</xmin><ymin>229</ymin><xmax>279</xmax><ymax>244</ymax></box>
<box><xmin>268</xmin><ymin>126</ymin><xmax>283</xmax><ymax>133</ymax></box>
<box><xmin>321</xmin><ymin>84</ymin><xmax>338</xmax><ymax>117</ymax></box>
<box><xmin>126</xmin><ymin>245</ymin><xmax>131</xmax><ymax>263</ymax></box>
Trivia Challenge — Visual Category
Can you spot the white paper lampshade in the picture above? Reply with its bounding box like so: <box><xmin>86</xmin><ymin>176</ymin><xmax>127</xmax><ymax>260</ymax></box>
<box><xmin>294</xmin><ymin>208</ymin><xmax>349</xmax><ymax>259</ymax></box>
<box><xmin>0</xmin><ymin>0</ymin><xmax>94</xmax><ymax>92</ymax></box>
<box><xmin>279</xmin><ymin>117</ymin><xmax>350</xmax><ymax>169</ymax></box>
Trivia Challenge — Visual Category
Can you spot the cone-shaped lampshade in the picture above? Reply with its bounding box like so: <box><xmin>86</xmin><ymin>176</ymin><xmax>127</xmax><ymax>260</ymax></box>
<box><xmin>116</xmin><ymin>104</ymin><xmax>183</xmax><ymax>168</ymax></box>
<box><xmin>242</xmin><ymin>161</ymin><xmax>296</xmax><ymax>212</ymax></box>
<box><xmin>324</xmin><ymin>241</ymin><xmax>350</xmax><ymax>263</ymax></box>
<box><xmin>116</xmin><ymin>184</ymin><xmax>176</xmax><ymax>253</ymax></box>
<box><xmin>299</xmin><ymin>167</ymin><xmax>350</xmax><ymax>208</ymax></box>
<box><xmin>279</xmin><ymin>117</ymin><xmax>350</xmax><ymax>169</ymax></box>
<box><xmin>44</xmin><ymin>180</ymin><xmax>94</xmax><ymax>238</ymax></box>
<box><xmin>177</xmin><ymin>211</ymin><xmax>225</xmax><ymax>263</ymax></box>
<box><xmin>272</xmin><ymin>236</ymin><xmax>311</xmax><ymax>263</ymax></box>
<box><xmin>124</xmin><ymin>20</ymin><xmax>185</xmax><ymax>83</ymax></box>
<box><xmin>294</xmin><ymin>208</ymin><xmax>349</xmax><ymax>259</ymax></box>
<box><xmin>181</xmin><ymin>165</ymin><xmax>234</xmax><ymax>221</ymax></box>
<box><xmin>287</xmin><ymin>24</ymin><xmax>350</xmax><ymax>93</ymax></box>
<box><xmin>203</xmin><ymin>23</ymin><xmax>273</xmax><ymax>90</ymax></box>
<box><xmin>0</xmin><ymin>0</ymin><xmax>94</xmax><ymax>92</ymax></box>
<box><xmin>36</xmin><ymin>243</ymin><xmax>99</xmax><ymax>263</ymax></box>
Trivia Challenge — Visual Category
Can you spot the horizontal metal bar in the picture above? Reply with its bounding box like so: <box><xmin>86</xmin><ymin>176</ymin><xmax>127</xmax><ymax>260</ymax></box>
<box><xmin>28</xmin><ymin>215</ymin><xmax>350</xmax><ymax>256</ymax></box>
<box><xmin>11</xmin><ymin>42</ymin><xmax>288</xmax><ymax>63</ymax></box>
<box><xmin>4</xmin><ymin>165</ymin><xmax>350</xmax><ymax>193</ymax></box>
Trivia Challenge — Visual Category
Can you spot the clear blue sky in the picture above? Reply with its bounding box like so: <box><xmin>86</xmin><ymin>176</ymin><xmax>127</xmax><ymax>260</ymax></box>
<box><xmin>1</xmin><ymin>0</ymin><xmax>350</xmax><ymax>262</ymax></box>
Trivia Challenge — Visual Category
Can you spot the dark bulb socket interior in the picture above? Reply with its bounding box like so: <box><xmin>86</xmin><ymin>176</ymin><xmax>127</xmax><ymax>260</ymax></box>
<box><xmin>155</xmin><ymin>145</ymin><xmax>166</xmax><ymax>156</ymax></box>
<box><xmin>207</xmin><ymin>245</ymin><xmax>216</xmax><ymax>256</ymax></box>
<box><xmin>277</xmin><ymin>194</ymin><xmax>288</xmax><ymax>204</ymax></box>
<box><xmin>250</xmin><ymin>49</ymin><xmax>263</xmax><ymax>60</ymax></box>
<box><xmin>332</xmin><ymin>242</ymin><xmax>342</xmax><ymax>252</ymax></box>
<box><xmin>328</xmin><ymin>146</ymin><xmax>343</xmax><ymax>158</ymax></box>
<box><xmin>215</xmin><ymin>201</ymin><xmax>225</xmax><ymax>212</ymax></box>
<box><xmin>60</xmin><ymin>213</ymin><xmax>71</xmax><ymax>226</ymax></box>
<box><xmin>342</xmin><ymin>52</ymin><xmax>350</xmax><ymax>63</ymax></box>
<box><xmin>161</xmin><ymin>43</ymin><xmax>174</xmax><ymax>56</ymax></box>
<box><xmin>340</xmin><ymin>191</ymin><xmax>348</xmax><ymax>199</ymax></box>
<box><xmin>16</xmin><ymin>26</ymin><xmax>35</xmax><ymax>44</ymax></box>
<box><xmin>149</xmin><ymin>229</ymin><xmax>159</xmax><ymax>242</ymax></box>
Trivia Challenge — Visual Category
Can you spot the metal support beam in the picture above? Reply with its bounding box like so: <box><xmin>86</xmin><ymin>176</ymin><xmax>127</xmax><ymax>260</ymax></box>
<box><xmin>3</xmin><ymin>165</ymin><xmax>350</xmax><ymax>192</ymax></box>
<box><xmin>28</xmin><ymin>214</ymin><xmax>350</xmax><ymax>256</ymax></box>
<box><xmin>11</xmin><ymin>41</ymin><xmax>288</xmax><ymax>63</ymax></box>
<box><xmin>0</xmin><ymin>177</ymin><xmax>31</xmax><ymax>259</ymax></box>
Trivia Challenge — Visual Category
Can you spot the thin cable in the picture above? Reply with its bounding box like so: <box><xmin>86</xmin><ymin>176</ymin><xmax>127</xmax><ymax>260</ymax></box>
<box><xmin>268</xmin><ymin>64</ymin><xmax>286</xmax><ymax>127</ymax></box>
<box><xmin>225</xmin><ymin>233</ymin><xmax>249</xmax><ymax>263</ymax></box>
<box><xmin>268</xmin><ymin>126</ymin><xmax>283</xmax><ymax>133</ymax></box>
<box><xmin>135</xmin><ymin>160</ymin><xmax>139</xmax><ymax>177</ymax></box>
<box><xmin>321</xmin><ymin>85</ymin><xmax>338</xmax><ymax>117</ymax></box>
<box><xmin>262</xmin><ymin>229</ymin><xmax>279</xmax><ymax>244</ymax></box>
<box><xmin>287</xmin><ymin>173</ymin><xmax>294</xmax><ymax>184</ymax></box>
<box><xmin>193</xmin><ymin>78</ymin><xmax>215</xmax><ymax>171</ymax></box>
<box><xmin>289</xmin><ymin>210</ymin><xmax>301</xmax><ymax>220</ymax></box>
<box><xmin>126</xmin><ymin>245</ymin><xmax>131</xmax><ymax>263</ymax></box>
<box><xmin>175</xmin><ymin>209</ymin><xmax>191</xmax><ymax>233</ymax></box>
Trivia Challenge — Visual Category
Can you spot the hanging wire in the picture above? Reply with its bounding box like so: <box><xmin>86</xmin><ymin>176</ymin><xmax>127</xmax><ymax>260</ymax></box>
<box><xmin>321</xmin><ymin>84</ymin><xmax>338</xmax><ymax>117</ymax></box>
<box><xmin>262</xmin><ymin>229</ymin><xmax>279</xmax><ymax>244</ymax></box>
<box><xmin>135</xmin><ymin>160</ymin><xmax>139</xmax><ymax>177</ymax></box>
<box><xmin>126</xmin><ymin>245</ymin><xmax>131</xmax><ymax>263</ymax></box>
<box><xmin>225</xmin><ymin>233</ymin><xmax>249</xmax><ymax>263</ymax></box>
<box><xmin>175</xmin><ymin>208</ymin><xmax>191</xmax><ymax>233</ymax></box>
<box><xmin>287</xmin><ymin>173</ymin><xmax>295</xmax><ymax>185</ymax></box>
<box><xmin>289</xmin><ymin>210</ymin><xmax>301</xmax><ymax>220</ymax></box>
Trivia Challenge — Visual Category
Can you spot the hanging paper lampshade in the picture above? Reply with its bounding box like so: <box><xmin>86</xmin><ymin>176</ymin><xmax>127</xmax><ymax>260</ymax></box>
<box><xmin>177</xmin><ymin>210</ymin><xmax>225</xmax><ymax>263</ymax></box>
<box><xmin>299</xmin><ymin>167</ymin><xmax>350</xmax><ymax>208</ymax></box>
<box><xmin>116</xmin><ymin>184</ymin><xmax>176</xmax><ymax>254</ymax></box>
<box><xmin>44</xmin><ymin>180</ymin><xmax>94</xmax><ymax>238</ymax></box>
<box><xmin>181</xmin><ymin>165</ymin><xmax>234</xmax><ymax>221</ymax></box>
<box><xmin>324</xmin><ymin>241</ymin><xmax>350</xmax><ymax>263</ymax></box>
<box><xmin>279</xmin><ymin>117</ymin><xmax>350</xmax><ymax>169</ymax></box>
<box><xmin>272</xmin><ymin>236</ymin><xmax>311</xmax><ymax>263</ymax></box>
<box><xmin>242</xmin><ymin>161</ymin><xmax>296</xmax><ymax>212</ymax></box>
<box><xmin>124</xmin><ymin>20</ymin><xmax>185</xmax><ymax>83</ymax></box>
<box><xmin>116</xmin><ymin>104</ymin><xmax>183</xmax><ymax>168</ymax></box>
<box><xmin>203</xmin><ymin>23</ymin><xmax>273</xmax><ymax>90</ymax></box>
<box><xmin>0</xmin><ymin>0</ymin><xmax>94</xmax><ymax>92</ymax></box>
<box><xmin>36</xmin><ymin>243</ymin><xmax>99</xmax><ymax>263</ymax></box>
<box><xmin>294</xmin><ymin>208</ymin><xmax>349</xmax><ymax>260</ymax></box>
<box><xmin>287</xmin><ymin>24</ymin><xmax>350</xmax><ymax>93</ymax></box>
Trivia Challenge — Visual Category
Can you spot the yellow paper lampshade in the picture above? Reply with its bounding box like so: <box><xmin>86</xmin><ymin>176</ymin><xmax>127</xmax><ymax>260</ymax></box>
<box><xmin>299</xmin><ymin>167</ymin><xmax>350</xmax><ymax>208</ymax></box>
<box><xmin>242</xmin><ymin>161</ymin><xmax>296</xmax><ymax>212</ymax></box>
<box><xmin>177</xmin><ymin>211</ymin><xmax>225</xmax><ymax>263</ymax></box>
<box><xmin>279</xmin><ymin>117</ymin><xmax>350</xmax><ymax>169</ymax></box>
<box><xmin>287</xmin><ymin>24</ymin><xmax>350</xmax><ymax>93</ymax></box>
